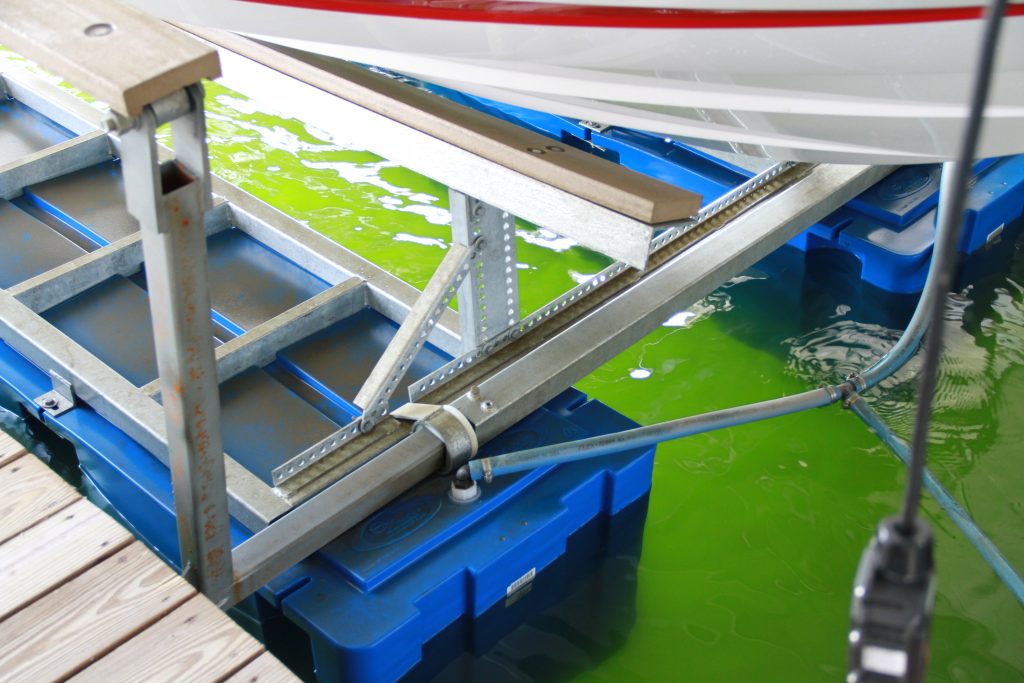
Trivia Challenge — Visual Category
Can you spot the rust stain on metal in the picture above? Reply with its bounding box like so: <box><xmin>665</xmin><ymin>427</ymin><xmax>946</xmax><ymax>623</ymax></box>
<box><xmin>206</xmin><ymin>546</ymin><xmax>225</xmax><ymax>577</ymax></box>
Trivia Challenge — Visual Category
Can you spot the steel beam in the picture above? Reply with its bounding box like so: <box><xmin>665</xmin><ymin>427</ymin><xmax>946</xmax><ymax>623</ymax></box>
<box><xmin>190</xmin><ymin>34</ymin><xmax>705</xmax><ymax>268</ymax></box>
<box><xmin>0</xmin><ymin>70</ymin><xmax>108</xmax><ymax>136</ymax></box>
<box><xmin>455</xmin><ymin>164</ymin><xmax>892</xmax><ymax>439</ymax></box>
<box><xmin>223</xmin><ymin>187</ymin><xmax>463</xmax><ymax>355</ymax></box>
<box><xmin>409</xmin><ymin>161</ymin><xmax>798</xmax><ymax>402</ymax></box>
<box><xmin>8</xmin><ymin>202</ymin><xmax>231</xmax><ymax>313</ymax></box>
<box><xmin>0</xmin><ymin>130</ymin><xmax>112</xmax><ymax>200</ymax></box>
<box><xmin>142</xmin><ymin>277</ymin><xmax>367</xmax><ymax>397</ymax></box>
<box><xmin>0</xmin><ymin>288</ymin><xmax>287</xmax><ymax>529</ymax></box>
<box><xmin>229</xmin><ymin>429</ymin><xmax>445</xmax><ymax>604</ymax></box>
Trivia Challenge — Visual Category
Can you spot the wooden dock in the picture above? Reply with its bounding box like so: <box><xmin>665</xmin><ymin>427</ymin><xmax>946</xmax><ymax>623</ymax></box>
<box><xmin>0</xmin><ymin>431</ymin><xmax>300</xmax><ymax>683</ymax></box>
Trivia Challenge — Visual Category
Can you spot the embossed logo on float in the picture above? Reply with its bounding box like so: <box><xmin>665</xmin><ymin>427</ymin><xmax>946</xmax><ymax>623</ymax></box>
<box><xmin>354</xmin><ymin>496</ymin><xmax>442</xmax><ymax>551</ymax></box>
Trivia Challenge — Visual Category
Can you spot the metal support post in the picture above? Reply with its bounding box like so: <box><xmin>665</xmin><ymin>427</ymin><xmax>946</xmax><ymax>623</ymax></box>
<box><xmin>449</xmin><ymin>190</ymin><xmax>519</xmax><ymax>353</ymax></box>
<box><xmin>119</xmin><ymin>84</ymin><xmax>233</xmax><ymax>601</ymax></box>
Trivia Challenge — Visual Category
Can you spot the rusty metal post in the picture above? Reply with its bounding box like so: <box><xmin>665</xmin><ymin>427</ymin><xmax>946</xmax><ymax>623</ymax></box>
<box><xmin>119</xmin><ymin>84</ymin><xmax>233</xmax><ymax>603</ymax></box>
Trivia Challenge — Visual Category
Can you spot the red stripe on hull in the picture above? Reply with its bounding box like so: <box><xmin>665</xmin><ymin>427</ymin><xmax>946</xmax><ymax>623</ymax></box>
<box><xmin>241</xmin><ymin>0</ymin><xmax>1024</xmax><ymax>29</ymax></box>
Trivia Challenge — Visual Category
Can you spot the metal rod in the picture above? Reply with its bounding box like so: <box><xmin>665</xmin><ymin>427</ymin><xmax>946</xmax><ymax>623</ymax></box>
<box><xmin>466</xmin><ymin>389</ymin><xmax>833</xmax><ymax>481</ymax></box>
<box><xmin>120</xmin><ymin>88</ymin><xmax>233</xmax><ymax>600</ymax></box>
<box><xmin>902</xmin><ymin>0</ymin><xmax>1007</xmax><ymax>532</ymax></box>
<box><xmin>848</xmin><ymin>396</ymin><xmax>1024</xmax><ymax>605</ymax></box>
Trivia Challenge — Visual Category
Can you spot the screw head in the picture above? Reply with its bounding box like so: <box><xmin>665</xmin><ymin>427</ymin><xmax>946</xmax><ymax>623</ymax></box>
<box><xmin>41</xmin><ymin>397</ymin><xmax>58</xmax><ymax>409</ymax></box>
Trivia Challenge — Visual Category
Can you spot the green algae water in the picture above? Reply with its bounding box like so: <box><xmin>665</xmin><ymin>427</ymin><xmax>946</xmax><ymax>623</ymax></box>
<box><xmin>3</xmin><ymin>48</ymin><xmax>1022</xmax><ymax>682</ymax></box>
<box><xmin>195</xmin><ymin>80</ymin><xmax>1024</xmax><ymax>683</ymax></box>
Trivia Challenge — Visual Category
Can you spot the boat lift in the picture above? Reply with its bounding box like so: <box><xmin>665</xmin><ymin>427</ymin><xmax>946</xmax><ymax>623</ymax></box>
<box><xmin>0</xmin><ymin>0</ymin><xmax>891</xmax><ymax>608</ymax></box>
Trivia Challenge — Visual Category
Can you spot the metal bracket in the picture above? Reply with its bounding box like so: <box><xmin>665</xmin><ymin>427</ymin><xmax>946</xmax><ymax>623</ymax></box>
<box><xmin>579</xmin><ymin>120</ymin><xmax>612</xmax><ymax>134</ymax></box>
<box><xmin>354</xmin><ymin>240</ymin><xmax>477</xmax><ymax>431</ymax></box>
<box><xmin>449</xmin><ymin>191</ymin><xmax>519</xmax><ymax>353</ymax></box>
<box><xmin>392</xmin><ymin>402</ymin><xmax>478</xmax><ymax>473</ymax></box>
<box><xmin>271</xmin><ymin>417</ymin><xmax>363</xmax><ymax>486</ymax></box>
<box><xmin>34</xmin><ymin>370</ymin><xmax>76</xmax><ymax>416</ymax></box>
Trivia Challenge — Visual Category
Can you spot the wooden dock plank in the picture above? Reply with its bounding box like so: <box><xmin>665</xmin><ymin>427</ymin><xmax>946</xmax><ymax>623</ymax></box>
<box><xmin>0</xmin><ymin>431</ymin><xmax>27</xmax><ymax>467</ymax></box>
<box><xmin>0</xmin><ymin>427</ymin><xmax>299</xmax><ymax>682</ymax></box>
<box><xmin>71</xmin><ymin>594</ymin><xmax>264</xmax><ymax>683</ymax></box>
<box><xmin>227</xmin><ymin>652</ymin><xmax>304</xmax><ymax>683</ymax></box>
<box><xmin>0</xmin><ymin>452</ymin><xmax>78</xmax><ymax>544</ymax></box>
<box><xmin>0</xmin><ymin>542</ymin><xmax>195</xmax><ymax>682</ymax></box>
<box><xmin>0</xmin><ymin>498</ymin><xmax>134</xmax><ymax>621</ymax></box>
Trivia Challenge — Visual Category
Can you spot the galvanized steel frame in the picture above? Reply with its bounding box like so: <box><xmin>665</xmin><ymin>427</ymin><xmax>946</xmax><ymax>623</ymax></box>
<box><xmin>1</xmin><ymin>52</ymin><xmax>891</xmax><ymax>608</ymax></box>
<box><xmin>229</xmin><ymin>163</ymin><xmax>892</xmax><ymax>602</ymax></box>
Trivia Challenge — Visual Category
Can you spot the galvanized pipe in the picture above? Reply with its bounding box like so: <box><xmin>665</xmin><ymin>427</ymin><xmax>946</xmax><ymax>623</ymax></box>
<box><xmin>466</xmin><ymin>388</ymin><xmax>836</xmax><ymax>482</ymax></box>
<box><xmin>848</xmin><ymin>395</ymin><xmax>1024</xmax><ymax>605</ymax></box>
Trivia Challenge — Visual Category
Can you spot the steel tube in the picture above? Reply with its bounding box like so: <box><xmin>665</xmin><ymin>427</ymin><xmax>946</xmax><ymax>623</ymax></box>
<box><xmin>228</xmin><ymin>429</ymin><xmax>445</xmax><ymax>605</ymax></box>
<box><xmin>848</xmin><ymin>396</ymin><xmax>1024</xmax><ymax>605</ymax></box>
<box><xmin>121</xmin><ymin>94</ymin><xmax>233</xmax><ymax>600</ymax></box>
<box><xmin>0</xmin><ymin>130</ymin><xmax>111</xmax><ymax>200</ymax></box>
<box><xmin>468</xmin><ymin>389</ymin><xmax>833</xmax><ymax>481</ymax></box>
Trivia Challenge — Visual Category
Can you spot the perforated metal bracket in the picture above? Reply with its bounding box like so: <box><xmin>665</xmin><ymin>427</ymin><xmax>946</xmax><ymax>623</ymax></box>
<box><xmin>392</xmin><ymin>402</ymin><xmax>478</xmax><ymax>474</ymax></box>
<box><xmin>354</xmin><ymin>240</ymin><xmax>476</xmax><ymax>432</ymax></box>
<box><xmin>34</xmin><ymin>370</ymin><xmax>76</xmax><ymax>416</ymax></box>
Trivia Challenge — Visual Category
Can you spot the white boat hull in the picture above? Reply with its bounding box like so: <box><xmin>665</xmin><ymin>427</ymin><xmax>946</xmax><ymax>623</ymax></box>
<box><xmin>135</xmin><ymin>0</ymin><xmax>1024</xmax><ymax>162</ymax></box>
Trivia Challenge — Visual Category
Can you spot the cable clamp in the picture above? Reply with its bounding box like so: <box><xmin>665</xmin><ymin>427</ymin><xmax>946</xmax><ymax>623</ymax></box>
<box><xmin>846</xmin><ymin>372</ymin><xmax>867</xmax><ymax>394</ymax></box>
<box><xmin>391</xmin><ymin>402</ymin><xmax>478</xmax><ymax>473</ymax></box>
